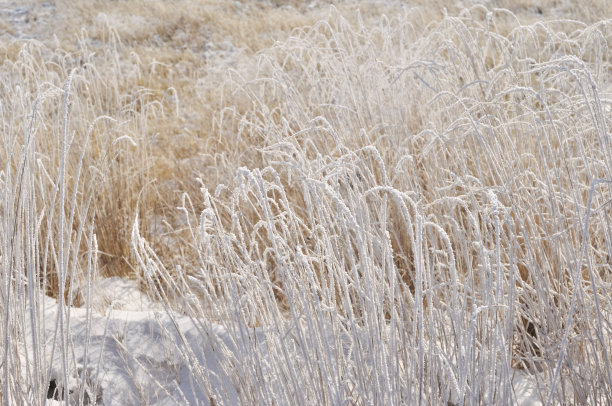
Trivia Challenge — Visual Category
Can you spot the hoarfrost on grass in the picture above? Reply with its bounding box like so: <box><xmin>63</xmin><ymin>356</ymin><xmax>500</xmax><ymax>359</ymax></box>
<box><xmin>1</xmin><ymin>0</ymin><xmax>611</xmax><ymax>405</ymax></box>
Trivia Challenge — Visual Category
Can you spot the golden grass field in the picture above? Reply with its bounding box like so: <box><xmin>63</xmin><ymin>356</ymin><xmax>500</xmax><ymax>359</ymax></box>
<box><xmin>1</xmin><ymin>0</ymin><xmax>611</xmax><ymax>404</ymax></box>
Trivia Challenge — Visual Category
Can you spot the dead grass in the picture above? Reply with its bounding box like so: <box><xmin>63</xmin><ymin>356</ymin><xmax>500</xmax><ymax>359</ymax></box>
<box><xmin>1</xmin><ymin>0</ymin><xmax>611</xmax><ymax>404</ymax></box>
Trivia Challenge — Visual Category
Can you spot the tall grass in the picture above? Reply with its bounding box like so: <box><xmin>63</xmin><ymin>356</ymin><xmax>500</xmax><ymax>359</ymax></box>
<box><xmin>134</xmin><ymin>5</ymin><xmax>612</xmax><ymax>405</ymax></box>
<box><xmin>1</xmin><ymin>1</ymin><xmax>611</xmax><ymax>405</ymax></box>
<box><xmin>0</xmin><ymin>25</ymin><xmax>155</xmax><ymax>403</ymax></box>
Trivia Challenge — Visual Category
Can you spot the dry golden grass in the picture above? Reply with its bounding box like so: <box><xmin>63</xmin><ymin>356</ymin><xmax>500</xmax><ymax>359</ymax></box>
<box><xmin>0</xmin><ymin>0</ymin><xmax>455</xmax><ymax>293</ymax></box>
<box><xmin>4</xmin><ymin>0</ymin><xmax>607</xmax><ymax>302</ymax></box>
<box><xmin>1</xmin><ymin>1</ymin><xmax>611</xmax><ymax>402</ymax></box>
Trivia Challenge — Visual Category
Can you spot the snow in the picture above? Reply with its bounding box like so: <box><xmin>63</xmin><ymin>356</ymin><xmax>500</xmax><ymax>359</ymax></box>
<box><xmin>28</xmin><ymin>277</ymin><xmax>547</xmax><ymax>405</ymax></box>
<box><xmin>31</xmin><ymin>278</ymin><xmax>244</xmax><ymax>406</ymax></box>
<box><xmin>511</xmin><ymin>370</ymin><xmax>544</xmax><ymax>406</ymax></box>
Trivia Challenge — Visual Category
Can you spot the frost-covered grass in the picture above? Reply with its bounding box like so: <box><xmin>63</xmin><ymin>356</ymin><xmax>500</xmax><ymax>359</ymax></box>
<box><xmin>1</xmin><ymin>0</ymin><xmax>611</xmax><ymax>405</ymax></box>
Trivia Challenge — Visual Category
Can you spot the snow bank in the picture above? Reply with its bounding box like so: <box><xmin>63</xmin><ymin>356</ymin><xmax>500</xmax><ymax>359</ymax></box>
<box><xmin>29</xmin><ymin>278</ymin><xmax>546</xmax><ymax>405</ymax></box>
<box><xmin>32</xmin><ymin>278</ymin><xmax>244</xmax><ymax>406</ymax></box>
